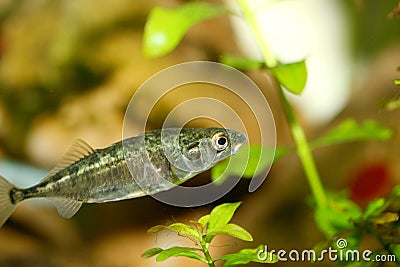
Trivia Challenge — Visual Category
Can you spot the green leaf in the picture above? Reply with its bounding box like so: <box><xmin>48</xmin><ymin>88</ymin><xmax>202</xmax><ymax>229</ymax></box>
<box><xmin>314</xmin><ymin>193</ymin><xmax>362</xmax><ymax>238</ymax></box>
<box><xmin>392</xmin><ymin>184</ymin><xmax>400</xmax><ymax>197</ymax></box>
<box><xmin>206</xmin><ymin>223</ymin><xmax>253</xmax><ymax>242</ymax></box>
<box><xmin>390</xmin><ymin>244</ymin><xmax>400</xmax><ymax>260</ymax></box>
<box><xmin>384</xmin><ymin>98</ymin><xmax>400</xmax><ymax>111</ymax></box>
<box><xmin>220</xmin><ymin>55</ymin><xmax>264</xmax><ymax>70</ymax></box>
<box><xmin>369</xmin><ymin>212</ymin><xmax>399</xmax><ymax>225</ymax></box>
<box><xmin>167</xmin><ymin>223</ymin><xmax>201</xmax><ymax>239</ymax></box>
<box><xmin>147</xmin><ymin>225</ymin><xmax>168</xmax><ymax>233</ymax></box>
<box><xmin>147</xmin><ymin>223</ymin><xmax>201</xmax><ymax>240</ymax></box>
<box><xmin>141</xmin><ymin>247</ymin><xmax>164</xmax><ymax>259</ymax></box>
<box><xmin>198</xmin><ymin>214</ymin><xmax>210</xmax><ymax>227</ymax></box>
<box><xmin>269</xmin><ymin>60</ymin><xmax>307</xmax><ymax>95</ymax></box>
<box><xmin>394</xmin><ymin>78</ymin><xmax>400</xmax><ymax>85</ymax></box>
<box><xmin>207</xmin><ymin>202</ymin><xmax>241</xmax><ymax>232</ymax></box>
<box><xmin>364</xmin><ymin>198</ymin><xmax>385</xmax><ymax>218</ymax></box>
<box><xmin>211</xmin><ymin>145</ymin><xmax>276</xmax><ymax>184</ymax></box>
<box><xmin>143</xmin><ymin>2</ymin><xmax>227</xmax><ymax>57</ymax></box>
<box><xmin>274</xmin><ymin>147</ymin><xmax>292</xmax><ymax>160</ymax></box>
<box><xmin>156</xmin><ymin>246</ymin><xmax>206</xmax><ymax>262</ymax></box>
<box><xmin>311</xmin><ymin>119</ymin><xmax>393</xmax><ymax>148</ymax></box>
<box><xmin>217</xmin><ymin>245</ymin><xmax>278</xmax><ymax>266</ymax></box>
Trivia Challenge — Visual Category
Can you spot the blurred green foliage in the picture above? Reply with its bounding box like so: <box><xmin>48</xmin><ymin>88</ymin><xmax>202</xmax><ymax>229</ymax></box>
<box><xmin>345</xmin><ymin>0</ymin><xmax>400</xmax><ymax>57</ymax></box>
<box><xmin>141</xmin><ymin>1</ymin><xmax>400</xmax><ymax>266</ymax></box>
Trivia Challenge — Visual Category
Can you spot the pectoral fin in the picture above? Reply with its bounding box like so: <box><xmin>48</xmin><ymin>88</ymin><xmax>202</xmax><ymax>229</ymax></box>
<box><xmin>50</xmin><ymin>198</ymin><xmax>82</xmax><ymax>218</ymax></box>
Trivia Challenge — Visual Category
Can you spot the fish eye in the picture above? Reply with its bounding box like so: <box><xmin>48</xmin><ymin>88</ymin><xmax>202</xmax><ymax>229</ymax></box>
<box><xmin>212</xmin><ymin>132</ymin><xmax>229</xmax><ymax>151</ymax></box>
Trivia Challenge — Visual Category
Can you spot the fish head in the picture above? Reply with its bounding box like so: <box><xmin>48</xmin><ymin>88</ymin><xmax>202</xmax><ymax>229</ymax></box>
<box><xmin>175</xmin><ymin>127</ymin><xmax>248</xmax><ymax>171</ymax></box>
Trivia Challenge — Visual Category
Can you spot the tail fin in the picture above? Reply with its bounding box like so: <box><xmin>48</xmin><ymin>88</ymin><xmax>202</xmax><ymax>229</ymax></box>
<box><xmin>0</xmin><ymin>176</ymin><xmax>16</xmax><ymax>227</ymax></box>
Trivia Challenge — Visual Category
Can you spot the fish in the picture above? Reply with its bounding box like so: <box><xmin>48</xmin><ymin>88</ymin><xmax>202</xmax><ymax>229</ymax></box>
<box><xmin>0</xmin><ymin>127</ymin><xmax>247</xmax><ymax>227</ymax></box>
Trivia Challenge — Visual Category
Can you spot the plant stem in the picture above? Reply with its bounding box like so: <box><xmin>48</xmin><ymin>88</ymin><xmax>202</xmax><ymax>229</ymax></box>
<box><xmin>276</xmin><ymin>87</ymin><xmax>327</xmax><ymax>207</ymax></box>
<box><xmin>236</xmin><ymin>0</ymin><xmax>327</xmax><ymax>208</ymax></box>
<box><xmin>236</xmin><ymin>0</ymin><xmax>278</xmax><ymax>67</ymax></box>
<box><xmin>201</xmin><ymin>239</ymin><xmax>215</xmax><ymax>267</ymax></box>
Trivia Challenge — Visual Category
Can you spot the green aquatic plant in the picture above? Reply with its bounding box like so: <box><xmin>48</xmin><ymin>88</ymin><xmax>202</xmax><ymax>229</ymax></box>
<box><xmin>142</xmin><ymin>1</ymin><xmax>399</xmax><ymax>266</ymax></box>
<box><xmin>142</xmin><ymin>202</ymin><xmax>277</xmax><ymax>266</ymax></box>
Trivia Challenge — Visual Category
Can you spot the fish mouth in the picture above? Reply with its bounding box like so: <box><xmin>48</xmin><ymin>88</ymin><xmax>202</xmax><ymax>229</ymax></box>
<box><xmin>227</xmin><ymin>129</ymin><xmax>248</xmax><ymax>154</ymax></box>
<box><xmin>233</xmin><ymin>142</ymin><xmax>245</xmax><ymax>154</ymax></box>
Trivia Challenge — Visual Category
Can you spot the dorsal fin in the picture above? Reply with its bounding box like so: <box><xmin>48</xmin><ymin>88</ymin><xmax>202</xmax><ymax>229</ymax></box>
<box><xmin>49</xmin><ymin>198</ymin><xmax>82</xmax><ymax>218</ymax></box>
<box><xmin>61</xmin><ymin>139</ymin><xmax>95</xmax><ymax>164</ymax></box>
<box><xmin>42</xmin><ymin>139</ymin><xmax>96</xmax><ymax>181</ymax></box>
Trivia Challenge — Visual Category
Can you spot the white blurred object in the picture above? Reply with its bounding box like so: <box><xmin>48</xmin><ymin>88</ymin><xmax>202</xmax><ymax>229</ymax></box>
<box><xmin>228</xmin><ymin>0</ymin><xmax>352</xmax><ymax>126</ymax></box>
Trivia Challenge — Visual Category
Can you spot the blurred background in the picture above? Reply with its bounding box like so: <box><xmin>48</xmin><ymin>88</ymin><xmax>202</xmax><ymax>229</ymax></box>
<box><xmin>0</xmin><ymin>0</ymin><xmax>400</xmax><ymax>266</ymax></box>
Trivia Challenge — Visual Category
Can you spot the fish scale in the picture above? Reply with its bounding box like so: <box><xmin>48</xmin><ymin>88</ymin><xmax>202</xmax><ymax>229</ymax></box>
<box><xmin>0</xmin><ymin>127</ymin><xmax>247</xmax><ymax>227</ymax></box>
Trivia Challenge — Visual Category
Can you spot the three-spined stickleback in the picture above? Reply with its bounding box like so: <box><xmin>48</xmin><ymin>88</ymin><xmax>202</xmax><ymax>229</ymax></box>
<box><xmin>0</xmin><ymin>127</ymin><xmax>247</xmax><ymax>227</ymax></box>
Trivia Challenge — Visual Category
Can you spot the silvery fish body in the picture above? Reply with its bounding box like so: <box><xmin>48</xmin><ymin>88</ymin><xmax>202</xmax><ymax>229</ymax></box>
<box><xmin>0</xmin><ymin>127</ymin><xmax>247</xmax><ymax>227</ymax></box>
